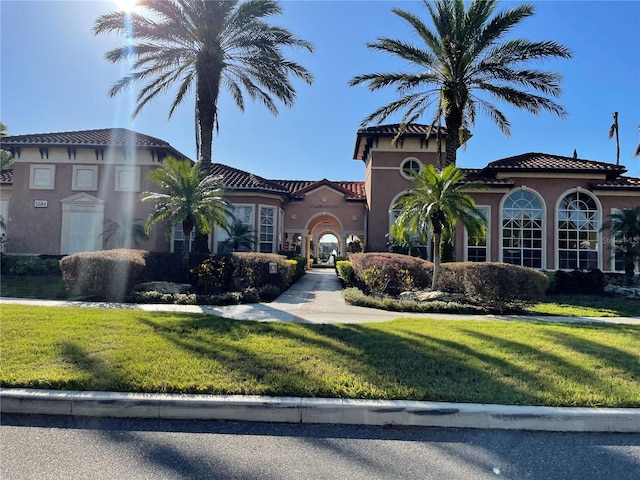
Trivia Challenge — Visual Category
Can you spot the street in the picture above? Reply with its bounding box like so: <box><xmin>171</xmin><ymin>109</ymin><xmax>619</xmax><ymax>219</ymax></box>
<box><xmin>1</xmin><ymin>414</ymin><xmax>639</xmax><ymax>479</ymax></box>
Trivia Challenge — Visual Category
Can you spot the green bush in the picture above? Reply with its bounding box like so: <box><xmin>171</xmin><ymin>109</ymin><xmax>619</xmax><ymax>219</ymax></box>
<box><xmin>189</xmin><ymin>256</ymin><xmax>233</xmax><ymax>294</ymax></box>
<box><xmin>552</xmin><ymin>269</ymin><xmax>604</xmax><ymax>295</ymax></box>
<box><xmin>286</xmin><ymin>256</ymin><xmax>307</xmax><ymax>284</ymax></box>
<box><xmin>350</xmin><ymin>252</ymin><xmax>433</xmax><ymax>296</ymax></box>
<box><xmin>258</xmin><ymin>284</ymin><xmax>282</xmax><ymax>302</ymax></box>
<box><xmin>59</xmin><ymin>249</ymin><xmax>148</xmax><ymax>302</ymax></box>
<box><xmin>1</xmin><ymin>255</ymin><xmax>62</xmax><ymax>276</ymax></box>
<box><xmin>342</xmin><ymin>287</ymin><xmax>475</xmax><ymax>313</ymax></box>
<box><xmin>459</xmin><ymin>262</ymin><xmax>549</xmax><ymax>313</ymax></box>
<box><xmin>335</xmin><ymin>260</ymin><xmax>354</xmax><ymax>286</ymax></box>
<box><xmin>231</xmin><ymin>252</ymin><xmax>292</xmax><ymax>292</ymax></box>
<box><xmin>129</xmin><ymin>290</ymin><xmax>243</xmax><ymax>306</ymax></box>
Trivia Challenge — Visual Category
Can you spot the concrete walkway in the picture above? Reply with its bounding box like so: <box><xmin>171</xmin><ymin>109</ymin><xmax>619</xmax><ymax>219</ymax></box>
<box><xmin>2</xmin><ymin>268</ymin><xmax>639</xmax><ymax>325</ymax></box>
<box><xmin>2</xmin><ymin>268</ymin><xmax>639</xmax><ymax>432</ymax></box>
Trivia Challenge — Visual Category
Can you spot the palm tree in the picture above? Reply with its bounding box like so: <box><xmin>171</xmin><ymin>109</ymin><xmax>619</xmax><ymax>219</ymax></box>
<box><xmin>602</xmin><ymin>206</ymin><xmax>640</xmax><ymax>281</ymax></box>
<box><xmin>223</xmin><ymin>219</ymin><xmax>256</xmax><ymax>252</ymax></box>
<box><xmin>608</xmin><ymin>112</ymin><xmax>620</xmax><ymax>165</ymax></box>
<box><xmin>349</xmin><ymin>0</ymin><xmax>572</xmax><ymax>167</ymax></box>
<box><xmin>93</xmin><ymin>0</ymin><xmax>313</xmax><ymax>166</ymax></box>
<box><xmin>391</xmin><ymin>164</ymin><xmax>486</xmax><ymax>289</ymax></box>
<box><xmin>141</xmin><ymin>157</ymin><xmax>231</xmax><ymax>261</ymax></box>
<box><xmin>102</xmin><ymin>216</ymin><xmax>150</xmax><ymax>249</ymax></box>
<box><xmin>0</xmin><ymin>120</ymin><xmax>14</xmax><ymax>170</ymax></box>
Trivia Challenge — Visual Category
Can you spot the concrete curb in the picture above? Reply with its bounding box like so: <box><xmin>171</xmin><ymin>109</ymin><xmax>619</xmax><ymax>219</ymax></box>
<box><xmin>2</xmin><ymin>388</ymin><xmax>638</xmax><ymax>433</ymax></box>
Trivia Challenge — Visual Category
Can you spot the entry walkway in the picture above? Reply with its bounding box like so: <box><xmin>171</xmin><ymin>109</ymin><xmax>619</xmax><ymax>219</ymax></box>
<box><xmin>1</xmin><ymin>268</ymin><xmax>639</xmax><ymax>325</ymax></box>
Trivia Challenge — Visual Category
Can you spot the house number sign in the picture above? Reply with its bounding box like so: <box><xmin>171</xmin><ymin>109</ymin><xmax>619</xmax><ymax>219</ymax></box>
<box><xmin>34</xmin><ymin>200</ymin><xmax>48</xmax><ymax>208</ymax></box>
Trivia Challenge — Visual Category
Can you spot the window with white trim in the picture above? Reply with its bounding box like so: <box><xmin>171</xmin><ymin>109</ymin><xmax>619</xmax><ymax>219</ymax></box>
<box><xmin>399</xmin><ymin>158</ymin><xmax>422</xmax><ymax>179</ymax></box>
<box><xmin>115</xmin><ymin>166</ymin><xmax>140</xmax><ymax>192</ymax></box>
<box><xmin>259</xmin><ymin>206</ymin><xmax>276</xmax><ymax>253</ymax></box>
<box><xmin>172</xmin><ymin>227</ymin><xmax>196</xmax><ymax>256</ymax></box>
<box><xmin>29</xmin><ymin>164</ymin><xmax>55</xmax><ymax>190</ymax></box>
<box><xmin>502</xmin><ymin>190</ymin><xmax>543</xmax><ymax>268</ymax></box>
<box><xmin>215</xmin><ymin>205</ymin><xmax>255</xmax><ymax>254</ymax></box>
<box><xmin>72</xmin><ymin>165</ymin><xmax>98</xmax><ymax>191</ymax></box>
<box><xmin>558</xmin><ymin>191</ymin><xmax>599</xmax><ymax>270</ymax></box>
<box><xmin>466</xmin><ymin>206</ymin><xmax>489</xmax><ymax>262</ymax></box>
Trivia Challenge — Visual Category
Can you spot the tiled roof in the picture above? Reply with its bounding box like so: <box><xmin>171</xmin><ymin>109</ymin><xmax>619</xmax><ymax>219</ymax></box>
<box><xmin>1</xmin><ymin>128</ymin><xmax>170</xmax><ymax>147</ymax></box>
<box><xmin>485</xmin><ymin>152</ymin><xmax>625</xmax><ymax>174</ymax></box>
<box><xmin>356</xmin><ymin>123</ymin><xmax>447</xmax><ymax>136</ymax></box>
<box><xmin>0</xmin><ymin>128</ymin><xmax>189</xmax><ymax>159</ymax></box>
<box><xmin>461</xmin><ymin>168</ymin><xmax>514</xmax><ymax>187</ymax></box>
<box><xmin>209</xmin><ymin>163</ymin><xmax>292</xmax><ymax>195</ymax></box>
<box><xmin>592</xmin><ymin>176</ymin><xmax>640</xmax><ymax>190</ymax></box>
<box><xmin>210</xmin><ymin>164</ymin><xmax>367</xmax><ymax>199</ymax></box>
<box><xmin>0</xmin><ymin>169</ymin><xmax>12</xmax><ymax>184</ymax></box>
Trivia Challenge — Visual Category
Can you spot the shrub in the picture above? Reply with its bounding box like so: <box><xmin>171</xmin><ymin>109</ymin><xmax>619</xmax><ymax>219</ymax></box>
<box><xmin>437</xmin><ymin>263</ymin><xmax>467</xmax><ymax>292</ymax></box>
<box><xmin>286</xmin><ymin>256</ymin><xmax>307</xmax><ymax>285</ymax></box>
<box><xmin>459</xmin><ymin>262</ymin><xmax>549</xmax><ymax>313</ymax></box>
<box><xmin>59</xmin><ymin>249</ymin><xmax>147</xmax><ymax>302</ymax></box>
<box><xmin>350</xmin><ymin>253</ymin><xmax>433</xmax><ymax>296</ymax></box>
<box><xmin>342</xmin><ymin>287</ymin><xmax>475</xmax><ymax>314</ymax></box>
<box><xmin>336</xmin><ymin>260</ymin><xmax>354</xmax><ymax>287</ymax></box>
<box><xmin>1</xmin><ymin>255</ymin><xmax>62</xmax><ymax>276</ymax></box>
<box><xmin>258</xmin><ymin>284</ymin><xmax>282</xmax><ymax>302</ymax></box>
<box><xmin>552</xmin><ymin>269</ymin><xmax>604</xmax><ymax>295</ymax></box>
<box><xmin>231</xmin><ymin>252</ymin><xmax>292</xmax><ymax>292</ymax></box>
<box><xmin>189</xmin><ymin>256</ymin><xmax>233</xmax><ymax>294</ymax></box>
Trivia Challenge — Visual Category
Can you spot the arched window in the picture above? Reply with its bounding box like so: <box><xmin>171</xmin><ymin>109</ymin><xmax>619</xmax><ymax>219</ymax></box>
<box><xmin>557</xmin><ymin>191</ymin><xmax>599</xmax><ymax>270</ymax></box>
<box><xmin>501</xmin><ymin>189</ymin><xmax>544</xmax><ymax>268</ymax></box>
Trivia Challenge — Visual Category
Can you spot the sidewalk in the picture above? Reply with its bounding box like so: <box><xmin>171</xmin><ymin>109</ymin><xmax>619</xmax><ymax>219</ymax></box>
<box><xmin>2</xmin><ymin>269</ymin><xmax>639</xmax><ymax>432</ymax></box>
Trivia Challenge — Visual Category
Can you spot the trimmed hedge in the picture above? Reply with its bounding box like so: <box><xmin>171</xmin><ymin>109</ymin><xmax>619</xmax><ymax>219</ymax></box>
<box><xmin>59</xmin><ymin>249</ymin><xmax>148</xmax><ymax>302</ymax></box>
<box><xmin>350</xmin><ymin>252</ymin><xmax>433</xmax><ymax>296</ymax></box>
<box><xmin>336</xmin><ymin>260</ymin><xmax>354</xmax><ymax>287</ymax></box>
<box><xmin>1</xmin><ymin>255</ymin><xmax>62</xmax><ymax>276</ymax></box>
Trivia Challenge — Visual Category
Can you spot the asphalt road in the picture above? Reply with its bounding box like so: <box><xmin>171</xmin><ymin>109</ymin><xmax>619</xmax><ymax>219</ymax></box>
<box><xmin>2</xmin><ymin>415</ymin><xmax>639</xmax><ymax>480</ymax></box>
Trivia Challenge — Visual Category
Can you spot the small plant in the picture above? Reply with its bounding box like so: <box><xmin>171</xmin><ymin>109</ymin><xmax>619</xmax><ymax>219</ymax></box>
<box><xmin>336</xmin><ymin>260</ymin><xmax>354</xmax><ymax>287</ymax></box>
<box><xmin>397</xmin><ymin>269</ymin><xmax>414</xmax><ymax>292</ymax></box>
<box><xmin>258</xmin><ymin>284</ymin><xmax>281</xmax><ymax>302</ymax></box>
<box><xmin>362</xmin><ymin>265</ymin><xmax>391</xmax><ymax>298</ymax></box>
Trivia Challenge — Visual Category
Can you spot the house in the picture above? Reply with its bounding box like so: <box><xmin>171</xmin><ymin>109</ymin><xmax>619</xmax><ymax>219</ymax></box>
<box><xmin>1</xmin><ymin>124</ymin><xmax>639</xmax><ymax>273</ymax></box>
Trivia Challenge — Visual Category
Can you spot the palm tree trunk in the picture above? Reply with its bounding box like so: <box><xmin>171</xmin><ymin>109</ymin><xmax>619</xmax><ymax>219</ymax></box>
<box><xmin>432</xmin><ymin>232</ymin><xmax>441</xmax><ymax>290</ymax></box>
<box><xmin>444</xmin><ymin>111</ymin><xmax>463</xmax><ymax>168</ymax></box>
<box><xmin>196</xmin><ymin>60</ymin><xmax>222</xmax><ymax>167</ymax></box>
<box><xmin>182</xmin><ymin>216</ymin><xmax>195</xmax><ymax>264</ymax></box>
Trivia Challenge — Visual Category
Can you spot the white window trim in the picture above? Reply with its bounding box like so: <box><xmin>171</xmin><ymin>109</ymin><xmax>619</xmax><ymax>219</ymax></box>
<box><xmin>399</xmin><ymin>157</ymin><xmax>423</xmax><ymax>180</ymax></box>
<box><xmin>213</xmin><ymin>203</ymin><xmax>255</xmax><ymax>254</ymax></box>
<box><xmin>114</xmin><ymin>166</ymin><xmax>141</xmax><ymax>192</ymax></box>
<box><xmin>499</xmin><ymin>187</ymin><xmax>547</xmax><ymax>269</ymax></box>
<box><xmin>464</xmin><ymin>205</ymin><xmax>491</xmax><ymax>262</ymax></box>
<box><xmin>29</xmin><ymin>164</ymin><xmax>56</xmax><ymax>190</ymax></box>
<box><xmin>259</xmin><ymin>204</ymin><xmax>277</xmax><ymax>254</ymax></box>
<box><xmin>554</xmin><ymin>187</ymin><xmax>603</xmax><ymax>271</ymax></box>
<box><xmin>60</xmin><ymin>193</ymin><xmax>105</xmax><ymax>254</ymax></box>
<box><xmin>170</xmin><ymin>227</ymin><xmax>200</xmax><ymax>254</ymax></box>
<box><xmin>72</xmin><ymin>165</ymin><xmax>99</xmax><ymax>191</ymax></box>
<box><xmin>608</xmin><ymin>207</ymin><xmax>624</xmax><ymax>273</ymax></box>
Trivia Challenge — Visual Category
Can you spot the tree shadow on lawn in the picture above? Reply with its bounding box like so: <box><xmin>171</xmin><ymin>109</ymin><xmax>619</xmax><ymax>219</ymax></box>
<box><xmin>136</xmin><ymin>315</ymin><xmax>544</xmax><ymax>404</ymax></box>
<box><xmin>55</xmin><ymin>341</ymin><xmax>129</xmax><ymax>391</ymax></box>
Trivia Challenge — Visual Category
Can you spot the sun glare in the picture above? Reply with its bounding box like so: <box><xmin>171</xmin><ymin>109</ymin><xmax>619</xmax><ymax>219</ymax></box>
<box><xmin>116</xmin><ymin>0</ymin><xmax>137</xmax><ymax>12</ymax></box>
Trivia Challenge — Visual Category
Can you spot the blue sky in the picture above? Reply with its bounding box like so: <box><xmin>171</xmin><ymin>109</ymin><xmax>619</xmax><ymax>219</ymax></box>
<box><xmin>1</xmin><ymin>0</ymin><xmax>639</xmax><ymax>181</ymax></box>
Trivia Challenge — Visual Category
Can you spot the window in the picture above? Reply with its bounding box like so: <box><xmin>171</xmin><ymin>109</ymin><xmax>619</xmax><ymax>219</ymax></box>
<box><xmin>215</xmin><ymin>205</ymin><xmax>254</xmax><ymax>254</ymax></box>
<box><xmin>558</xmin><ymin>191</ymin><xmax>599</xmax><ymax>270</ymax></box>
<box><xmin>29</xmin><ymin>164</ymin><xmax>55</xmax><ymax>190</ymax></box>
<box><xmin>72</xmin><ymin>165</ymin><xmax>98</xmax><ymax>191</ymax></box>
<box><xmin>466</xmin><ymin>206</ymin><xmax>489</xmax><ymax>262</ymax></box>
<box><xmin>609</xmin><ymin>208</ymin><xmax>625</xmax><ymax>272</ymax></box>
<box><xmin>115</xmin><ymin>166</ymin><xmax>140</xmax><ymax>192</ymax></box>
<box><xmin>259</xmin><ymin>206</ymin><xmax>276</xmax><ymax>253</ymax></box>
<box><xmin>172</xmin><ymin>227</ymin><xmax>196</xmax><ymax>256</ymax></box>
<box><xmin>400</xmin><ymin>158</ymin><xmax>422</xmax><ymax>179</ymax></box>
<box><xmin>60</xmin><ymin>193</ymin><xmax>105</xmax><ymax>254</ymax></box>
<box><xmin>501</xmin><ymin>190</ymin><xmax>543</xmax><ymax>268</ymax></box>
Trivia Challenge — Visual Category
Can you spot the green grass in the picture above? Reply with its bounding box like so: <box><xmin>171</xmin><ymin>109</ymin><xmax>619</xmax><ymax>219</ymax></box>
<box><xmin>529</xmin><ymin>295</ymin><xmax>640</xmax><ymax>317</ymax></box>
<box><xmin>0</xmin><ymin>275</ymin><xmax>69</xmax><ymax>300</ymax></box>
<box><xmin>2</xmin><ymin>305</ymin><xmax>639</xmax><ymax>407</ymax></box>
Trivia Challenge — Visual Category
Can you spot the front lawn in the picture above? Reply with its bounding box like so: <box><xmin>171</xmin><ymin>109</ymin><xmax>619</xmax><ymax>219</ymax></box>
<box><xmin>2</xmin><ymin>305</ymin><xmax>639</xmax><ymax>407</ymax></box>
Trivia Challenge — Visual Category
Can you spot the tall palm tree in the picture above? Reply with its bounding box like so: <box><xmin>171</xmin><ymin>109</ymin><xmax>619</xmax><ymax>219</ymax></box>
<box><xmin>349</xmin><ymin>0</ymin><xmax>572</xmax><ymax>167</ymax></box>
<box><xmin>602</xmin><ymin>206</ymin><xmax>640</xmax><ymax>281</ymax></box>
<box><xmin>93</xmin><ymin>0</ymin><xmax>313</xmax><ymax>166</ymax></box>
<box><xmin>141</xmin><ymin>157</ymin><xmax>231</xmax><ymax>261</ymax></box>
<box><xmin>608</xmin><ymin>111</ymin><xmax>620</xmax><ymax>165</ymax></box>
<box><xmin>391</xmin><ymin>164</ymin><xmax>486</xmax><ymax>289</ymax></box>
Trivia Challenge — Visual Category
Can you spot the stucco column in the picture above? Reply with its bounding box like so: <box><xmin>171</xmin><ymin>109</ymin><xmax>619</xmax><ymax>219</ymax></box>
<box><xmin>300</xmin><ymin>235</ymin><xmax>306</xmax><ymax>257</ymax></box>
<box><xmin>342</xmin><ymin>235</ymin><xmax>348</xmax><ymax>256</ymax></box>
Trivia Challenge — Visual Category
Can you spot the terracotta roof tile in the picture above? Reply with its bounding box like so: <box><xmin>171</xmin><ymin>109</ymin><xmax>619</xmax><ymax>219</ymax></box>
<box><xmin>0</xmin><ymin>128</ymin><xmax>188</xmax><ymax>159</ymax></box>
<box><xmin>461</xmin><ymin>168</ymin><xmax>514</xmax><ymax>187</ymax></box>
<box><xmin>209</xmin><ymin>163</ymin><xmax>291</xmax><ymax>195</ymax></box>
<box><xmin>356</xmin><ymin>123</ymin><xmax>447</xmax><ymax>136</ymax></box>
<box><xmin>486</xmin><ymin>152</ymin><xmax>625</xmax><ymax>174</ymax></box>
<box><xmin>592</xmin><ymin>176</ymin><xmax>640</xmax><ymax>190</ymax></box>
<box><xmin>276</xmin><ymin>178</ymin><xmax>366</xmax><ymax>200</ymax></box>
